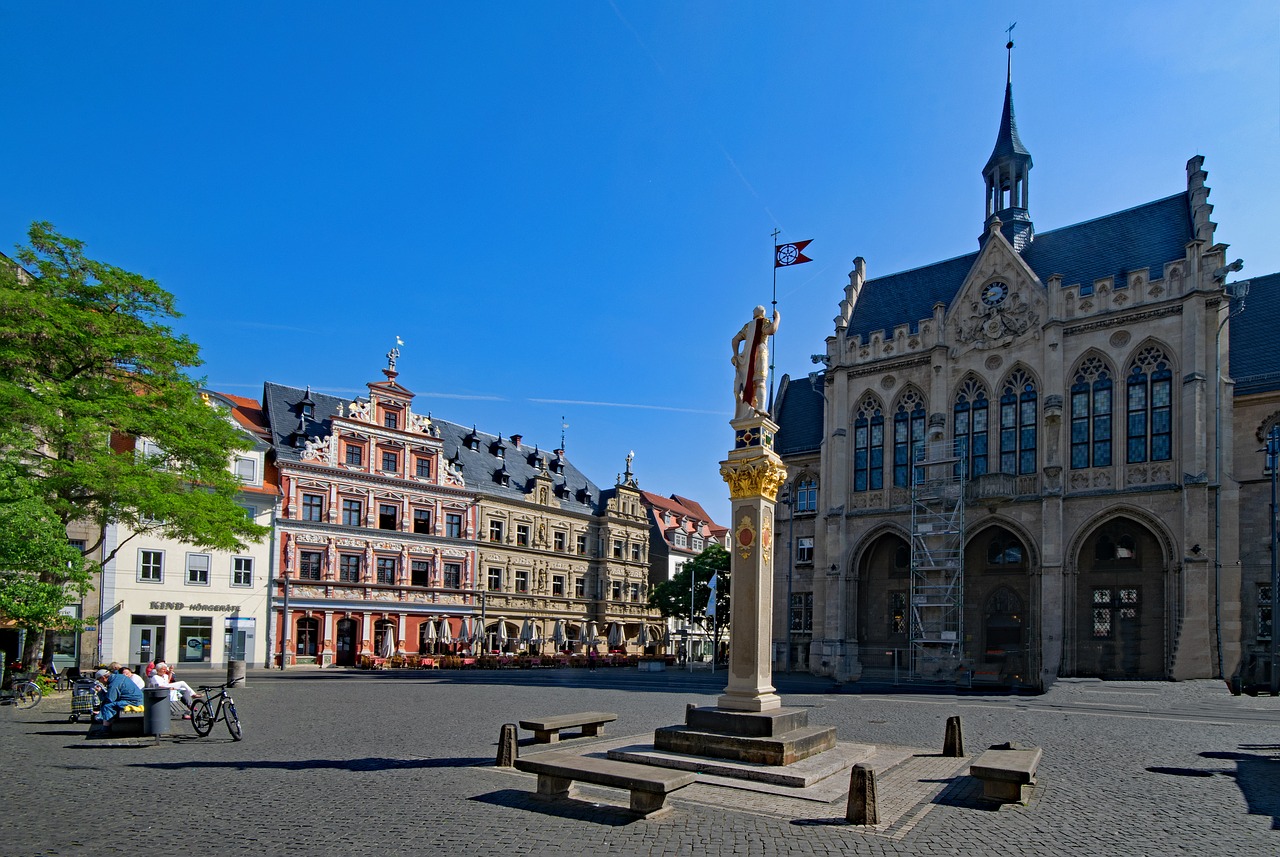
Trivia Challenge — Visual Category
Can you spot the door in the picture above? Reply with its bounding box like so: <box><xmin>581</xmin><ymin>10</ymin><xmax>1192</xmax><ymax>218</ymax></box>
<box><xmin>128</xmin><ymin>616</ymin><xmax>166</xmax><ymax>667</ymax></box>
<box><xmin>335</xmin><ymin>619</ymin><xmax>357</xmax><ymax>666</ymax></box>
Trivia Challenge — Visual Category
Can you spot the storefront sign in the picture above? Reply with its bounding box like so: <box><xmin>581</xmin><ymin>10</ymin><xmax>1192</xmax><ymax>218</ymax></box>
<box><xmin>148</xmin><ymin>602</ymin><xmax>241</xmax><ymax>613</ymax></box>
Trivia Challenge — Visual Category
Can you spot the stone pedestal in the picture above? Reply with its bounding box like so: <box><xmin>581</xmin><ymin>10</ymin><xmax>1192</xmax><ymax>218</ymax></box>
<box><xmin>654</xmin><ymin>705</ymin><xmax>836</xmax><ymax>766</ymax></box>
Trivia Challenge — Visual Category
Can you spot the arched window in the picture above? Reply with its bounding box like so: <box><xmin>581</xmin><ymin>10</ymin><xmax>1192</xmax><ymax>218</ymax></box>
<box><xmin>1126</xmin><ymin>346</ymin><xmax>1173</xmax><ymax>463</ymax></box>
<box><xmin>1070</xmin><ymin>356</ymin><xmax>1113</xmax><ymax>469</ymax></box>
<box><xmin>794</xmin><ymin>477</ymin><xmax>817</xmax><ymax>512</ymax></box>
<box><xmin>854</xmin><ymin>394</ymin><xmax>885</xmax><ymax>492</ymax></box>
<box><xmin>999</xmin><ymin>370</ymin><xmax>1037</xmax><ymax>475</ymax></box>
<box><xmin>893</xmin><ymin>390</ymin><xmax>926</xmax><ymax>487</ymax></box>
<box><xmin>953</xmin><ymin>377</ymin><xmax>990</xmax><ymax>478</ymax></box>
<box><xmin>986</xmin><ymin>534</ymin><xmax>1025</xmax><ymax>566</ymax></box>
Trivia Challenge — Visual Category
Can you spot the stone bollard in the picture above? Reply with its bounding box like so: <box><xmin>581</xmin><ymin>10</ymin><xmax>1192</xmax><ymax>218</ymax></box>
<box><xmin>944</xmin><ymin>715</ymin><xmax>965</xmax><ymax>757</ymax></box>
<box><xmin>845</xmin><ymin>763</ymin><xmax>879</xmax><ymax>825</ymax></box>
<box><xmin>496</xmin><ymin>723</ymin><xmax>518</xmax><ymax>767</ymax></box>
<box><xmin>227</xmin><ymin>660</ymin><xmax>247</xmax><ymax>688</ymax></box>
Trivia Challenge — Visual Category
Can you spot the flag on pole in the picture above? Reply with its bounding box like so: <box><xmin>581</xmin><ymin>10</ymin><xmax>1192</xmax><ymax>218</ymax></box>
<box><xmin>774</xmin><ymin>239</ymin><xmax>813</xmax><ymax>268</ymax></box>
<box><xmin>704</xmin><ymin>572</ymin><xmax>719</xmax><ymax>619</ymax></box>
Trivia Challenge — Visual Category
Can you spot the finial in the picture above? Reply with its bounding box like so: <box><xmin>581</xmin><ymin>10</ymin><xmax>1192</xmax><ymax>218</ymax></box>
<box><xmin>1005</xmin><ymin>22</ymin><xmax>1016</xmax><ymax>79</ymax></box>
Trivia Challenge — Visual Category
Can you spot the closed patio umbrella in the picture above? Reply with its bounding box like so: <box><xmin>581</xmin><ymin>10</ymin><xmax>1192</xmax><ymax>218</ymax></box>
<box><xmin>421</xmin><ymin>618</ymin><xmax>437</xmax><ymax>654</ymax></box>
<box><xmin>552</xmin><ymin>619</ymin><xmax>567</xmax><ymax>651</ymax></box>
<box><xmin>607</xmin><ymin>622</ymin><xmax>623</xmax><ymax>650</ymax></box>
<box><xmin>496</xmin><ymin>618</ymin><xmax>508</xmax><ymax>651</ymax></box>
<box><xmin>518</xmin><ymin>618</ymin><xmax>534</xmax><ymax>650</ymax></box>
<box><xmin>583</xmin><ymin>621</ymin><xmax>597</xmax><ymax>650</ymax></box>
<box><xmin>637</xmin><ymin>623</ymin><xmax>649</xmax><ymax>648</ymax></box>
<box><xmin>437</xmin><ymin>617</ymin><xmax>453</xmax><ymax>649</ymax></box>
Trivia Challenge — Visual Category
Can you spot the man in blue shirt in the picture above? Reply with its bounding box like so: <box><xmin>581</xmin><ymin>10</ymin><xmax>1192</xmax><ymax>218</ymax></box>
<box><xmin>95</xmin><ymin>665</ymin><xmax>143</xmax><ymax>727</ymax></box>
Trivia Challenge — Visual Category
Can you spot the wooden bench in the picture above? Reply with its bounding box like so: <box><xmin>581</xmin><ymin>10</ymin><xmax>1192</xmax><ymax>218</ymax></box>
<box><xmin>514</xmin><ymin>751</ymin><xmax>695</xmax><ymax>818</ymax></box>
<box><xmin>969</xmin><ymin>743</ymin><xmax>1042</xmax><ymax>804</ymax></box>
<box><xmin>519</xmin><ymin>711</ymin><xmax>617</xmax><ymax>743</ymax></box>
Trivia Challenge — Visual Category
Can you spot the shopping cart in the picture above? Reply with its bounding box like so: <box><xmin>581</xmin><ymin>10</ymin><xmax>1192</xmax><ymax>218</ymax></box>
<box><xmin>69</xmin><ymin>678</ymin><xmax>97</xmax><ymax>723</ymax></box>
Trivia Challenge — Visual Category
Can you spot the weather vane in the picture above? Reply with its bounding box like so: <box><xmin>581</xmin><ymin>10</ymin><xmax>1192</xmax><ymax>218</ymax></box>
<box><xmin>1005</xmin><ymin>21</ymin><xmax>1016</xmax><ymax>49</ymax></box>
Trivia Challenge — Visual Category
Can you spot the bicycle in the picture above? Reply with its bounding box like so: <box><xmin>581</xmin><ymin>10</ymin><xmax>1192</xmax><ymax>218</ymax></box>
<box><xmin>0</xmin><ymin>676</ymin><xmax>42</xmax><ymax>710</ymax></box>
<box><xmin>190</xmin><ymin>683</ymin><xmax>242</xmax><ymax>740</ymax></box>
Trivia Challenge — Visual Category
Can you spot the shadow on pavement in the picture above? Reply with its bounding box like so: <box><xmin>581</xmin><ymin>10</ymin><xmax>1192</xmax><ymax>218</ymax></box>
<box><xmin>468</xmin><ymin>788</ymin><xmax>643</xmax><ymax>826</ymax></box>
<box><xmin>127</xmin><ymin>755</ymin><xmax>492</xmax><ymax>771</ymax></box>
<box><xmin>1204</xmin><ymin>748</ymin><xmax>1280</xmax><ymax>830</ymax></box>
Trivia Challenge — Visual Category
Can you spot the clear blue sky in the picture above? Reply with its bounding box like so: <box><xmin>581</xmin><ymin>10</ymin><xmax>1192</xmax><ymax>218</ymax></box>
<box><xmin>2</xmin><ymin>2</ymin><xmax>1276</xmax><ymax>525</ymax></box>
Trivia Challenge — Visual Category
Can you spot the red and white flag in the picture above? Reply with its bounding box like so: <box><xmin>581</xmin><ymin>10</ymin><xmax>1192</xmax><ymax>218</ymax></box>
<box><xmin>775</xmin><ymin>239</ymin><xmax>813</xmax><ymax>268</ymax></box>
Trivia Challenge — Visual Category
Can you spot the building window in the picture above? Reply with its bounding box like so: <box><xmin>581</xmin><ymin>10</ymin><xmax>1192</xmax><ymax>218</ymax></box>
<box><xmin>234</xmin><ymin>456</ymin><xmax>256</xmax><ymax>483</ymax></box>
<box><xmin>299</xmin><ymin>551</ymin><xmax>323</xmax><ymax>581</ymax></box>
<box><xmin>412</xmin><ymin>508</ymin><xmax>431</xmax><ymax>534</ymax></box>
<box><xmin>631</xmin><ymin>543</ymin><xmax>642</xmax><ymax>561</ymax></box>
<box><xmin>302</xmin><ymin>493</ymin><xmax>324</xmax><ymax>522</ymax></box>
<box><xmin>446</xmin><ymin>513</ymin><xmax>463</xmax><ymax>538</ymax></box>
<box><xmin>443</xmin><ymin>563</ymin><xmax>461</xmax><ymax>589</ymax></box>
<box><xmin>575</xmin><ymin>577</ymin><xmax>585</xmax><ymax>598</ymax></box>
<box><xmin>611</xmin><ymin>580</ymin><xmax>623</xmax><ymax>600</ymax></box>
<box><xmin>139</xmin><ymin>550</ymin><xmax>163</xmax><ymax>583</ymax></box>
<box><xmin>953</xmin><ymin>379</ymin><xmax>989</xmax><ymax>478</ymax></box>
<box><xmin>339</xmin><ymin>554</ymin><xmax>361</xmax><ymax>583</ymax></box>
<box><xmin>796</xmin><ymin>536</ymin><xmax>814</xmax><ymax>564</ymax></box>
<box><xmin>577</xmin><ymin>533</ymin><xmax>587</xmax><ymax>555</ymax></box>
<box><xmin>692</xmin><ymin>537</ymin><xmax>703</xmax><ymax>550</ymax></box>
<box><xmin>612</xmin><ymin>539</ymin><xmax>624</xmax><ymax>558</ymax></box>
<box><xmin>416</xmin><ymin>457</ymin><xmax>431</xmax><ymax>478</ymax></box>
<box><xmin>342</xmin><ymin>499</ymin><xmax>363</xmax><ymax>527</ymax></box>
<box><xmin>892</xmin><ymin>391</ymin><xmax>926</xmax><ymax>488</ymax></box>
<box><xmin>515</xmin><ymin>569</ymin><xmax>529</xmax><ymax>592</ymax></box>
<box><xmin>1071</xmin><ymin>357</ymin><xmax>1113</xmax><ymax>469</ymax></box>
<box><xmin>516</xmin><ymin>524</ymin><xmax>530</xmax><ymax>547</ymax></box>
<box><xmin>855</xmin><ymin>394</ymin><xmax>885</xmax><ymax>491</ymax></box>
<box><xmin>345</xmin><ymin>444</ymin><xmax>363</xmax><ymax>467</ymax></box>
<box><xmin>384</xmin><ymin>410</ymin><xmax>399</xmax><ymax>430</ymax></box>
<box><xmin>488</xmin><ymin>567</ymin><xmax>503</xmax><ymax>591</ymax></box>
<box><xmin>674</xmin><ymin>532</ymin><xmax>687</xmax><ymax>548</ymax></box>
<box><xmin>790</xmin><ymin>593</ymin><xmax>813</xmax><ymax>633</ymax></box>
<box><xmin>232</xmin><ymin>557</ymin><xmax>253</xmax><ymax>587</ymax></box>
<box><xmin>552</xmin><ymin>575</ymin><xmax>565</xmax><ymax>597</ymax></box>
<box><xmin>381</xmin><ymin>450</ymin><xmax>398</xmax><ymax>473</ymax></box>
<box><xmin>186</xmin><ymin>553</ymin><xmax>210</xmax><ymax>585</ymax></box>
<box><xmin>1259</xmin><ymin>584</ymin><xmax>1273</xmax><ymax>643</ymax></box>
<box><xmin>987</xmin><ymin>535</ymin><xmax>1025</xmax><ymax>566</ymax></box>
<box><xmin>178</xmin><ymin>616</ymin><xmax>212</xmax><ymax>663</ymax></box>
<box><xmin>295</xmin><ymin>617</ymin><xmax>318</xmax><ymax>658</ymax></box>
<box><xmin>795</xmin><ymin>478</ymin><xmax>818</xmax><ymax>512</ymax></box>
<box><xmin>554</xmin><ymin>531</ymin><xmax>566</xmax><ymax>552</ymax></box>
<box><xmin>378</xmin><ymin>503</ymin><xmax>398</xmax><ymax>530</ymax></box>
<box><xmin>1127</xmin><ymin>347</ymin><xmax>1173</xmax><ymax>464</ymax></box>
<box><xmin>376</xmin><ymin>557</ymin><xmax>397</xmax><ymax>585</ymax></box>
<box><xmin>630</xmin><ymin>582</ymin><xmax>640</xmax><ymax>602</ymax></box>
<box><xmin>411</xmin><ymin>560</ymin><xmax>430</xmax><ymax>587</ymax></box>
<box><xmin>889</xmin><ymin>590</ymin><xmax>907</xmax><ymax>635</ymax></box>
<box><xmin>489</xmin><ymin>519</ymin><xmax>505</xmax><ymax>542</ymax></box>
<box><xmin>1000</xmin><ymin>370</ymin><xmax>1038</xmax><ymax>475</ymax></box>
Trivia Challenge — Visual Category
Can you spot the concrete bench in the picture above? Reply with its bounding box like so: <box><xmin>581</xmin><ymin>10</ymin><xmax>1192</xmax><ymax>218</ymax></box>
<box><xmin>969</xmin><ymin>743</ymin><xmax>1042</xmax><ymax>804</ymax></box>
<box><xmin>514</xmin><ymin>751</ymin><xmax>695</xmax><ymax>818</ymax></box>
<box><xmin>519</xmin><ymin>711</ymin><xmax>617</xmax><ymax>743</ymax></box>
<box><xmin>86</xmin><ymin>711</ymin><xmax>144</xmax><ymax>738</ymax></box>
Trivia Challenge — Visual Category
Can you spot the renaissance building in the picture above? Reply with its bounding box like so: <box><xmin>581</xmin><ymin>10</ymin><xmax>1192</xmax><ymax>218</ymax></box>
<box><xmin>773</xmin><ymin>54</ymin><xmax>1274</xmax><ymax>688</ymax></box>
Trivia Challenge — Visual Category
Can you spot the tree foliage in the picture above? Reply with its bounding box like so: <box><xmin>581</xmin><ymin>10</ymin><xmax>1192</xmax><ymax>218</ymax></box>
<box><xmin>0</xmin><ymin>467</ymin><xmax>90</xmax><ymax>630</ymax></box>
<box><xmin>649</xmin><ymin>544</ymin><xmax>731</xmax><ymax>645</ymax></box>
<box><xmin>0</xmin><ymin>223</ymin><xmax>268</xmax><ymax>641</ymax></box>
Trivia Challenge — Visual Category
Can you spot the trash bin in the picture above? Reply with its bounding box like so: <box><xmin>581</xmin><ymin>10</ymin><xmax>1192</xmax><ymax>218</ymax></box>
<box><xmin>142</xmin><ymin>686</ymin><xmax>170</xmax><ymax>736</ymax></box>
<box><xmin>227</xmin><ymin>660</ymin><xmax>246</xmax><ymax>688</ymax></box>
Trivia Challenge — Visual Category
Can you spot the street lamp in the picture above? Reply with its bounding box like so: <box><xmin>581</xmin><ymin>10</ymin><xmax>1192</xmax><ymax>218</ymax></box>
<box><xmin>1266</xmin><ymin>425</ymin><xmax>1280</xmax><ymax>695</ymax></box>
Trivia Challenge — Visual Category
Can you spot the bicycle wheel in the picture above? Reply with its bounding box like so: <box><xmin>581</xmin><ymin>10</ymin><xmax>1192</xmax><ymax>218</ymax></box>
<box><xmin>14</xmin><ymin>681</ymin><xmax>42</xmax><ymax>709</ymax></box>
<box><xmin>191</xmin><ymin>699</ymin><xmax>214</xmax><ymax>736</ymax></box>
<box><xmin>224</xmin><ymin>700</ymin><xmax>242</xmax><ymax>741</ymax></box>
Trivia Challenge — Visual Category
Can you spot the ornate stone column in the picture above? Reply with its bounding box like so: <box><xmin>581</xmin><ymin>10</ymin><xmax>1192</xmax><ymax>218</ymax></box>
<box><xmin>717</xmin><ymin>414</ymin><xmax>788</xmax><ymax>712</ymax></box>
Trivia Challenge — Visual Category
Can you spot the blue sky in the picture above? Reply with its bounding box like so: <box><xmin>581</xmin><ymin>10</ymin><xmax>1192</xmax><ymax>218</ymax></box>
<box><xmin>2</xmin><ymin>2</ymin><xmax>1276</xmax><ymax>524</ymax></box>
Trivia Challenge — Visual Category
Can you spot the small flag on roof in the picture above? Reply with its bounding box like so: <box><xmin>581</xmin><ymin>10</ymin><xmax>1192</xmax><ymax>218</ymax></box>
<box><xmin>775</xmin><ymin>239</ymin><xmax>813</xmax><ymax>268</ymax></box>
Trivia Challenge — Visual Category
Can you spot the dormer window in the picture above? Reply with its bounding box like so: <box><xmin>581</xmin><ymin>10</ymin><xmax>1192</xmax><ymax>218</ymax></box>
<box><xmin>299</xmin><ymin>387</ymin><xmax>315</xmax><ymax>419</ymax></box>
<box><xmin>491</xmin><ymin>436</ymin><xmax>506</xmax><ymax>458</ymax></box>
<box><xmin>464</xmin><ymin>427</ymin><xmax>480</xmax><ymax>451</ymax></box>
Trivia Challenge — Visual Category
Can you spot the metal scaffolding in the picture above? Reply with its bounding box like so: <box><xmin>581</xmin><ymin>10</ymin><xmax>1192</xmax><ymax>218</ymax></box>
<box><xmin>909</xmin><ymin>440</ymin><xmax>966</xmax><ymax>679</ymax></box>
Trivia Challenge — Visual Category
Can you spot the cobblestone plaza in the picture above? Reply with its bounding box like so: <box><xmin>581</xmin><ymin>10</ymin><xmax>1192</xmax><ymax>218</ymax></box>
<box><xmin>2</xmin><ymin>670</ymin><xmax>1276</xmax><ymax>855</ymax></box>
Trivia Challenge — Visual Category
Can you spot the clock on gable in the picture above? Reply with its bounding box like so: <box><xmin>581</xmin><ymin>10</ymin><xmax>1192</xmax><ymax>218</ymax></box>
<box><xmin>981</xmin><ymin>281</ymin><xmax>1009</xmax><ymax>308</ymax></box>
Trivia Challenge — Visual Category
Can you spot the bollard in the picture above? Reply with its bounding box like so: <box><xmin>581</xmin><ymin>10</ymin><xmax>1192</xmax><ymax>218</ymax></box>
<box><xmin>845</xmin><ymin>763</ymin><xmax>879</xmax><ymax>825</ymax></box>
<box><xmin>227</xmin><ymin>660</ymin><xmax>247</xmax><ymax>688</ymax></box>
<box><xmin>496</xmin><ymin>723</ymin><xmax>518</xmax><ymax>767</ymax></box>
<box><xmin>944</xmin><ymin>715</ymin><xmax>965</xmax><ymax>757</ymax></box>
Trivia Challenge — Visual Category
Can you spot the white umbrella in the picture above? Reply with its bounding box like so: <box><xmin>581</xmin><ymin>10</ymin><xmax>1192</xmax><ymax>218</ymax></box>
<box><xmin>497</xmin><ymin>618</ymin><xmax>508</xmax><ymax>651</ymax></box>
<box><xmin>470</xmin><ymin>617</ymin><xmax>486</xmax><ymax>646</ymax></box>
<box><xmin>518</xmin><ymin>618</ymin><xmax>534</xmax><ymax>650</ymax></box>
<box><xmin>437</xmin><ymin>617</ymin><xmax>453</xmax><ymax>648</ymax></box>
<box><xmin>378</xmin><ymin>626</ymin><xmax>394</xmax><ymax>658</ymax></box>
<box><xmin>608</xmin><ymin>622</ymin><xmax>623</xmax><ymax>650</ymax></box>
<box><xmin>637</xmin><ymin>623</ymin><xmax>650</xmax><ymax>648</ymax></box>
<box><xmin>551</xmin><ymin>619</ymin><xmax>567</xmax><ymax>650</ymax></box>
<box><xmin>422</xmin><ymin>618</ymin><xmax>437</xmax><ymax>651</ymax></box>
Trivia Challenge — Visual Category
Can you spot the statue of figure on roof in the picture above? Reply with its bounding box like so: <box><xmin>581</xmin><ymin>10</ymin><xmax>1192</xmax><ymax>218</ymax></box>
<box><xmin>731</xmin><ymin>305</ymin><xmax>780</xmax><ymax>419</ymax></box>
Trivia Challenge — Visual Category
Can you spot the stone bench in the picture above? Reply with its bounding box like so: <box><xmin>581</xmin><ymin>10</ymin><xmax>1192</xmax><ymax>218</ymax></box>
<box><xmin>969</xmin><ymin>743</ymin><xmax>1042</xmax><ymax>804</ymax></box>
<box><xmin>514</xmin><ymin>751</ymin><xmax>695</xmax><ymax>818</ymax></box>
<box><xmin>519</xmin><ymin>711</ymin><xmax>617</xmax><ymax>743</ymax></box>
<box><xmin>87</xmin><ymin>711</ymin><xmax>144</xmax><ymax>738</ymax></box>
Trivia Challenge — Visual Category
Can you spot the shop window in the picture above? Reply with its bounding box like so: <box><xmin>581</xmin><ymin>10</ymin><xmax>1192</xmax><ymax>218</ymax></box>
<box><xmin>179</xmin><ymin>616</ymin><xmax>213</xmax><ymax>663</ymax></box>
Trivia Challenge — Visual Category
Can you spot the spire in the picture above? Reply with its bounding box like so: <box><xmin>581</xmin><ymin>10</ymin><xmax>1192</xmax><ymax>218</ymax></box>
<box><xmin>982</xmin><ymin>32</ymin><xmax>1034</xmax><ymax>250</ymax></box>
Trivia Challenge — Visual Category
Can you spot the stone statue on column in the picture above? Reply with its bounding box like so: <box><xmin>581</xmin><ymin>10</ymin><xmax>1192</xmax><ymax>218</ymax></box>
<box><xmin>731</xmin><ymin>305</ymin><xmax>780</xmax><ymax>419</ymax></box>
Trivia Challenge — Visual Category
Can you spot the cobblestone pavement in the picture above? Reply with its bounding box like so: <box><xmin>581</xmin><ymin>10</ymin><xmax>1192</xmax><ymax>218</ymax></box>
<box><xmin>2</xmin><ymin>669</ymin><xmax>1276</xmax><ymax>856</ymax></box>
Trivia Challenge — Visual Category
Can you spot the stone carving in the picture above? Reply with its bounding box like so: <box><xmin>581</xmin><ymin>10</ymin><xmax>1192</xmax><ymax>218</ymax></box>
<box><xmin>301</xmin><ymin>432</ymin><xmax>337</xmax><ymax>465</ymax></box>
<box><xmin>442</xmin><ymin>459</ymin><xmax>465</xmax><ymax>487</ymax></box>
<box><xmin>731</xmin><ymin>306</ymin><xmax>781</xmax><ymax>419</ymax></box>
<box><xmin>720</xmin><ymin>456</ymin><xmax>788</xmax><ymax>501</ymax></box>
<box><xmin>348</xmin><ymin>400</ymin><xmax>372</xmax><ymax>422</ymax></box>
<box><xmin>408</xmin><ymin>411</ymin><xmax>436</xmax><ymax>435</ymax></box>
<box><xmin>954</xmin><ymin>290</ymin><xmax>1039</xmax><ymax>357</ymax></box>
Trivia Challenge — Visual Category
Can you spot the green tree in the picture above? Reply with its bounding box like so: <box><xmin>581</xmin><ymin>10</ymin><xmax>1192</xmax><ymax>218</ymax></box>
<box><xmin>649</xmin><ymin>544</ymin><xmax>731</xmax><ymax>655</ymax></box>
<box><xmin>0</xmin><ymin>223</ymin><xmax>268</xmax><ymax>666</ymax></box>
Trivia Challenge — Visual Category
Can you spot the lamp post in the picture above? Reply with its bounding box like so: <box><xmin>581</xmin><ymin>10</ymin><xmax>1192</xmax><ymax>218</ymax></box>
<box><xmin>1267</xmin><ymin>425</ymin><xmax>1280</xmax><ymax>695</ymax></box>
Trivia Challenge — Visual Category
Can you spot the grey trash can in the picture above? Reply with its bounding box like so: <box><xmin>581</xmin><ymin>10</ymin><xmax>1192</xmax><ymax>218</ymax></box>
<box><xmin>227</xmin><ymin>660</ymin><xmax>246</xmax><ymax>688</ymax></box>
<box><xmin>142</xmin><ymin>686</ymin><xmax>170</xmax><ymax>736</ymax></box>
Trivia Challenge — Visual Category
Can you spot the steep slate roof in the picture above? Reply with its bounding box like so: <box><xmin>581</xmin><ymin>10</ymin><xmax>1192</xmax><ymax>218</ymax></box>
<box><xmin>1229</xmin><ymin>271</ymin><xmax>1280</xmax><ymax>396</ymax></box>
<box><xmin>985</xmin><ymin>79</ymin><xmax>1032</xmax><ymax>172</ymax></box>
<box><xmin>847</xmin><ymin>193</ymin><xmax>1193</xmax><ymax>340</ymax></box>
<box><xmin>261</xmin><ymin>381</ymin><xmax>605</xmax><ymax>512</ymax></box>
<box><xmin>774</xmin><ymin>373</ymin><xmax>824</xmax><ymax>457</ymax></box>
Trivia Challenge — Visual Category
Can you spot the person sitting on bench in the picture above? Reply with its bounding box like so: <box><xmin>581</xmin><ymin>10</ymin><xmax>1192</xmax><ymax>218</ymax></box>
<box><xmin>95</xmin><ymin>665</ymin><xmax>143</xmax><ymax>727</ymax></box>
<box><xmin>148</xmin><ymin>662</ymin><xmax>196</xmax><ymax>708</ymax></box>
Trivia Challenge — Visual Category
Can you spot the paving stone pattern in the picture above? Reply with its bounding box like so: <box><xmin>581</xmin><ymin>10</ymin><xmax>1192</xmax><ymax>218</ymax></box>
<box><xmin>2</xmin><ymin>670</ymin><xmax>1276</xmax><ymax>855</ymax></box>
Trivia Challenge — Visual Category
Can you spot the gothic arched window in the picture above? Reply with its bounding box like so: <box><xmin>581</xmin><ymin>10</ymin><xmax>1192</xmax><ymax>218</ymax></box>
<box><xmin>999</xmin><ymin>370</ymin><xmax>1037</xmax><ymax>475</ymax></box>
<box><xmin>1070</xmin><ymin>356</ymin><xmax>1113</xmax><ymax>469</ymax></box>
<box><xmin>953</xmin><ymin>377</ymin><xmax>990</xmax><ymax>478</ymax></box>
<box><xmin>854</xmin><ymin>394</ymin><xmax>884</xmax><ymax>492</ymax></box>
<box><xmin>893</xmin><ymin>390</ymin><xmax>926</xmax><ymax>488</ymax></box>
<box><xmin>1126</xmin><ymin>346</ymin><xmax>1173</xmax><ymax>464</ymax></box>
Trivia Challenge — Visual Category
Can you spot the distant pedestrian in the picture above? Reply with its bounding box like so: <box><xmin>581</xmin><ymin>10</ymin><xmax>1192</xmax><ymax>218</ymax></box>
<box><xmin>588</xmin><ymin>648</ymin><xmax>598</xmax><ymax>671</ymax></box>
